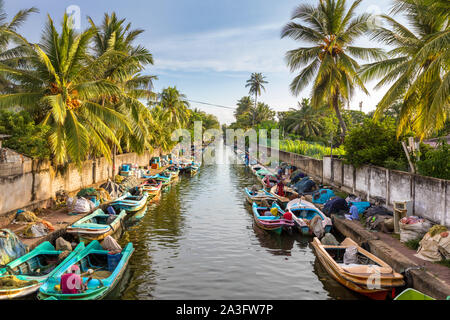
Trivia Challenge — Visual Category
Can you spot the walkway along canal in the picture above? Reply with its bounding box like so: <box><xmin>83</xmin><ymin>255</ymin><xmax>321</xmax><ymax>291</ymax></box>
<box><xmin>116</xmin><ymin>142</ymin><xmax>362</xmax><ymax>300</ymax></box>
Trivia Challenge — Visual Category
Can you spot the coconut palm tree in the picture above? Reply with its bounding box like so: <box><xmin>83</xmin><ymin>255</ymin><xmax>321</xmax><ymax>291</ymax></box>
<box><xmin>89</xmin><ymin>12</ymin><xmax>157</xmax><ymax>154</ymax></box>
<box><xmin>157</xmin><ymin>86</ymin><xmax>191</xmax><ymax>128</ymax></box>
<box><xmin>281</xmin><ymin>0</ymin><xmax>386</xmax><ymax>141</ymax></box>
<box><xmin>0</xmin><ymin>14</ymin><xmax>128</xmax><ymax>166</ymax></box>
<box><xmin>0</xmin><ymin>1</ymin><xmax>38</xmax><ymax>93</ymax></box>
<box><xmin>284</xmin><ymin>99</ymin><xmax>326</xmax><ymax>139</ymax></box>
<box><xmin>245</xmin><ymin>73</ymin><xmax>268</xmax><ymax>124</ymax></box>
<box><xmin>360</xmin><ymin>0</ymin><xmax>449</xmax><ymax>139</ymax></box>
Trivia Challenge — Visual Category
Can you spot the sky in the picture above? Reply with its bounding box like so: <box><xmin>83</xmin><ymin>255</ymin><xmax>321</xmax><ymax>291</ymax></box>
<box><xmin>5</xmin><ymin>0</ymin><xmax>400</xmax><ymax>124</ymax></box>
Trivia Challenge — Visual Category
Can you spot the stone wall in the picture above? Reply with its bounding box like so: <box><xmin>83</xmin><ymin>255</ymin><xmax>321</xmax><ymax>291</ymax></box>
<box><xmin>0</xmin><ymin>149</ymin><xmax>160</xmax><ymax>216</ymax></box>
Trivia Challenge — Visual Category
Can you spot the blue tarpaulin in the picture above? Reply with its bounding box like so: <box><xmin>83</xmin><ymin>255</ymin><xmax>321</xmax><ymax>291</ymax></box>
<box><xmin>312</xmin><ymin>189</ymin><xmax>335</xmax><ymax>204</ymax></box>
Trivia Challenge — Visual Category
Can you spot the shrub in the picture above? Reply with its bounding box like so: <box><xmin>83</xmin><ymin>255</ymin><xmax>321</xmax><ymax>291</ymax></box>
<box><xmin>0</xmin><ymin>110</ymin><xmax>51</xmax><ymax>160</ymax></box>
<box><xmin>416</xmin><ymin>140</ymin><xmax>450</xmax><ymax>180</ymax></box>
<box><xmin>342</xmin><ymin>117</ymin><xmax>408</xmax><ymax>169</ymax></box>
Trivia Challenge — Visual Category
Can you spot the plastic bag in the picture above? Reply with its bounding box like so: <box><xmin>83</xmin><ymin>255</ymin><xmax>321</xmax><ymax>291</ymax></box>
<box><xmin>343</xmin><ymin>246</ymin><xmax>358</xmax><ymax>265</ymax></box>
<box><xmin>68</xmin><ymin>197</ymin><xmax>96</xmax><ymax>214</ymax></box>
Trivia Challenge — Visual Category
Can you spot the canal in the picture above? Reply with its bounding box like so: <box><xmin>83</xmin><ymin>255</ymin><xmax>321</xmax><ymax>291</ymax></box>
<box><xmin>117</xmin><ymin>143</ymin><xmax>361</xmax><ymax>300</ymax></box>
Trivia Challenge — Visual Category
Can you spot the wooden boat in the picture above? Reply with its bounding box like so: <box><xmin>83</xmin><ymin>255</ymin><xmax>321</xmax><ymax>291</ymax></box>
<box><xmin>139</xmin><ymin>179</ymin><xmax>162</xmax><ymax>196</ymax></box>
<box><xmin>251</xmin><ymin>203</ymin><xmax>294</xmax><ymax>235</ymax></box>
<box><xmin>394</xmin><ymin>288</ymin><xmax>435</xmax><ymax>300</ymax></box>
<box><xmin>244</xmin><ymin>187</ymin><xmax>278</xmax><ymax>205</ymax></box>
<box><xmin>278</xmin><ymin>198</ymin><xmax>332</xmax><ymax>236</ymax></box>
<box><xmin>143</xmin><ymin>173</ymin><xmax>171</xmax><ymax>186</ymax></box>
<box><xmin>67</xmin><ymin>208</ymin><xmax>127</xmax><ymax>242</ymax></box>
<box><xmin>37</xmin><ymin>240</ymin><xmax>134</xmax><ymax>300</ymax></box>
<box><xmin>311</xmin><ymin>237</ymin><xmax>404</xmax><ymax>300</ymax></box>
<box><xmin>109</xmin><ymin>192</ymin><xmax>149</xmax><ymax>213</ymax></box>
<box><xmin>0</xmin><ymin>241</ymin><xmax>85</xmax><ymax>299</ymax></box>
<box><xmin>269</xmin><ymin>184</ymin><xmax>299</xmax><ymax>204</ymax></box>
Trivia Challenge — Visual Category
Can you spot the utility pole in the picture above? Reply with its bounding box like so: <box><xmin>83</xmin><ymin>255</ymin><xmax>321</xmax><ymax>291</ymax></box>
<box><xmin>359</xmin><ymin>101</ymin><xmax>363</xmax><ymax>112</ymax></box>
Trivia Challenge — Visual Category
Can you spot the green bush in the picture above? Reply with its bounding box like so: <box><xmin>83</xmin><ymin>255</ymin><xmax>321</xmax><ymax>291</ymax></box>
<box><xmin>0</xmin><ymin>110</ymin><xmax>51</xmax><ymax>160</ymax></box>
<box><xmin>279</xmin><ymin>139</ymin><xmax>345</xmax><ymax>159</ymax></box>
<box><xmin>342</xmin><ymin>117</ymin><xmax>408</xmax><ymax>170</ymax></box>
<box><xmin>416</xmin><ymin>140</ymin><xmax>450</xmax><ymax>180</ymax></box>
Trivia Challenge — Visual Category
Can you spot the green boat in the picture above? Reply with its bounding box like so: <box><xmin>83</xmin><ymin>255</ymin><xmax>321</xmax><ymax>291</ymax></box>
<box><xmin>394</xmin><ymin>288</ymin><xmax>435</xmax><ymax>300</ymax></box>
<box><xmin>0</xmin><ymin>241</ymin><xmax>85</xmax><ymax>300</ymax></box>
<box><xmin>37</xmin><ymin>240</ymin><xmax>134</xmax><ymax>300</ymax></box>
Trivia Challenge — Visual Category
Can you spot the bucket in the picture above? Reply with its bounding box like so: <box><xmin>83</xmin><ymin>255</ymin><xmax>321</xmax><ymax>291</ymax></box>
<box><xmin>121</xmin><ymin>164</ymin><xmax>130</xmax><ymax>172</ymax></box>
<box><xmin>107</xmin><ymin>253</ymin><xmax>122</xmax><ymax>272</ymax></box>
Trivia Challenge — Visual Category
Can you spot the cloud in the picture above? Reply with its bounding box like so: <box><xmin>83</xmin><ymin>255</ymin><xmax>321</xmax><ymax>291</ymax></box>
<box><xmin>149</xmin><ymin>23</ymin><xmax>294</xmax><ymax>74</ymax></box>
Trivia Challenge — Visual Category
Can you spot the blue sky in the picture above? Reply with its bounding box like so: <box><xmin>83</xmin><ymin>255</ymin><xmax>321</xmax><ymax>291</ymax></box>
<box><xmin>6</xmin><ymin>0</ymin><xmax>398</xmax><ymax>124</ymax></box>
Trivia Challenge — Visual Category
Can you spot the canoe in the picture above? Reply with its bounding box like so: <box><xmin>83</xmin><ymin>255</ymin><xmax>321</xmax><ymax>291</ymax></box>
<box><xmin>252</xmin><ymin>203</ymin><xmax>295</xmax><ymax>235</ymax></box>
<box><xmin>37</xmin><ymin>240</ymin><xmax>134</xmax><ymax>300</ymax></box>
<box><xmin>311</xmin><ymin>237</ymin><xmax>404</xmax><ymax>300</ymax></box>
<box><xmin>0</xmin><ymin>241</ymin><xmax>85</xmax><ymax>299</ymax></box>
<box><xmin>261</xmin><ymin>175</ymin><xmax>278</xmax><ymax>190</ymax></box>
<box><xmin>110</xmin><ymin>192</ymin><xmax>149</xmax><ymax>213</ymax></box>
<box><xmin>281</xmin><ymin>198</ymin><xmax>332</xmax><ymax>236</ymax></box>
<box><xmin>139</xmin><ymin>179</ymin><xmax>162</xmax><ymax>196</ymax></box>
<box><xmin>66</xmin><ymin>208</ymin><xmax>127</xmax><ymax>242</ymax></box>
<box><xmin>244</xmin><ymin>187</ymin><xmax>278</xmax><ymax>206</ymax></box>
<box><xmin>394</xmin><ymin>288</ymin><xmax>435</xmax><ymax>300</ymax></box>
<box><xmin>269</xmin><ymin>184</ymin><xmax>299</xmax><ymax>204</ymax></box>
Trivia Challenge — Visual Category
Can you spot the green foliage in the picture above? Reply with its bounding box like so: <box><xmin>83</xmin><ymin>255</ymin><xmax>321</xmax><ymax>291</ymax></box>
<box><xmin>0</xmin><ymin>110</ymin><xmax>51</xmax><ymax>159</ymax></box>
<box><xmin>416</xmin><ymin>140</ymin><xmax>450</xmax><ymax>180</ymax></box>
<box><xmin>279</xmin><ymin>139</ymin><xmax>345</xmax><ymax>159</ymax></box>
<box><xmin>404</xmin><ymin>238</ymin><xmax>421</xmax><ymax>251</ymax></box>
<box><xmin>343</xmin><ymin>117</ymin><xmax>408</xmax><ymax>169</ymax></box>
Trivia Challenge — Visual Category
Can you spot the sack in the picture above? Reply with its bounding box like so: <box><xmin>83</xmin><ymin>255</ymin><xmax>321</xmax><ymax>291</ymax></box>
<box><xmin>343</xmin><ymin>246</ymin><xmax>358</xmax><ymax>264</ymax></box>
<box><xmin>310</xmin><ymin>215</ymin><xmax>324</xmax><ymax>238</ymax></box>
<box><xmin>69</xmin><ymin>197</ymin><xmax>96</xmax><ymax>214</ymax></box>
<box><xmin>21</xmin><ymin>222</ymin><xmax>49</xmax><ymax>238</ymax></box>
<box><xmin>415</xmin><ymin>229</ymin><xmax>450</xmax><ymax>262</ymax></box>
<box><xmin>55</xmin><ymin>237</ymin><xmax>72</xmax><ymax>252</ymax></box>
<box><xmin>101</xmin><ymin>236</ymin><xmax>122</xmax><ymax>252</ymax></box>
<box><xmin>399</xmin><ymin>217</ymin><xmax>433</xmax><ymax>243</ymax></box>
<box><xmin>321</xmin><ymin>233</ymin><xmax>339</xmax><ymax>246</ymax></box>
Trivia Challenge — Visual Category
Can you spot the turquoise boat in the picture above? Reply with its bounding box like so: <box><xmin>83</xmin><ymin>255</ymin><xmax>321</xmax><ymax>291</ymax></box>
<box><xmin>66</xmin><ymin>208</ymin><xmax>127</xmax><ymax>242</ymax></box>
<box><xmin>251</xmin><ymin>203</ymin><xmax>295</xmax><ymax>235</ymax></box>
<box><xmin>142</xmin><ymin>173</ymin><xmax>171</xmax><ymax>186</ymax></box>
<box><xmin>394</xmin><ymin>288</ymin><xmax>435</xmax><ymax>300</ymax></box>
<box><xmin>109</xmin><ymin>192</ymin><xmax>149</xmax><ymax>213</ymax></box>
<box><xmin>0</xmin><ymin>241</ymin><xmax>85</xmax><ymax>299</ymax></box>
<box><xmin>37</xmin><ymin>240</ymin><xmax>134</xmax><ymax>300</ymax></box>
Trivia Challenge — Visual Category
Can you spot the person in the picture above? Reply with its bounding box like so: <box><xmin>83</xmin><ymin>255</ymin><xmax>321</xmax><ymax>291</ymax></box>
<box><xmin>345</xmin><ymin>204</ymin><xmax>359</xmax><ymax>221</ymax></box>
<box><xmin>244</xmin><ymin>153</ymin><xmax>249</xmax><ymax>166</ymax></box>
<box><xmin>61</xmin><ymin>267</ymin><xmax>93</xmax><ymax>294</ymax></box>
<box><xmin>276</xmin><ymin>181</ymin><xmax>285</xmax><ymax>197</ymax></box>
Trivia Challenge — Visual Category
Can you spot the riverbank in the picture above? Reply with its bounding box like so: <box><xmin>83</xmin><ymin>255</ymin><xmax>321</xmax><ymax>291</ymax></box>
<box><xmin>0</xmin><ymin>165</ymin><xmax>168</xmax><ymax>251</ymax></box>
<box><xmin>331</xmin><ymin>216</ymin><xmax>450</xmax><ymax>299</ymax></box>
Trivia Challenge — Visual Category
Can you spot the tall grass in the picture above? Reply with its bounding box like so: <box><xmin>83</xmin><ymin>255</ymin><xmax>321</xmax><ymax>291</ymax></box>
<box><xmin>278</xmin><ymin>140</ymin><xmax>345</xmax><ymax>159</ymax></box>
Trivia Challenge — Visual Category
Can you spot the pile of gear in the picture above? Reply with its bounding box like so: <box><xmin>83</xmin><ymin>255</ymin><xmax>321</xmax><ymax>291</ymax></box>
<box><xmin>415</xmin><ymin>225</ymin><xmax>450</xmax><ymax>262</ymax></box>
<box><xmin>13</xmin><ymin>210</ymin><xmax>55</xmax><ymax>238</ymax></box>
<box><xmin>0</xmin><ymin>229</ymin><xmax>27</xmax><ymax>265</ymax></box>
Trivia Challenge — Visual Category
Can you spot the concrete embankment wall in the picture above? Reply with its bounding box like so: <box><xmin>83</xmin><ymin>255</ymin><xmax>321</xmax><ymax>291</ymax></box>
<box><xmin>0</xmin><ymin>149</ymin><xmax>160</xmax><ymax>217</ymax></box>
<box><xmin>267</xmin><ymin>148</ymin><xmax>450</xmax><ymax>227</ymax></box>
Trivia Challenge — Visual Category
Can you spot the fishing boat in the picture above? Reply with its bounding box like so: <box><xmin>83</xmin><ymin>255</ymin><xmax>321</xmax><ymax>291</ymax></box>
<box><xmin>311</xmin><ymin>237</ymin><xmax>404</xmax><ymax>300</ymax></box>
<box><xmin>244</xmin><ymin>187</ymin><xmax>278</xmax><ymax>206</ymax></box>
<box><xmin>109</xmin><ymin>192</ymin><xmax>149</xmax><ymax>214</ymax></box>
<box><xmin>37</xmin><ymin>240</ymin><xmax>134</xmax><ymax>300</ymax></box>
<box><xmin>394</xmin><ymin>288</ymin><xmax>435</xmax><ymax>300</ymax></box>
<box><xmin>0</xmin><ymin>241</ymin><xmax>85</xmax><ymax>299</ymax></box>
<box><xmin>269</xmin><ymin>184</ymin><xmax>299</xmax><ymax>204</ymax></box>
<box><xmin>279</xmin><ymin>198</ymin><xmax>332</xmax><ymax>236</ymax></box>
<box><xmin>66</xmin><ymin>208</ymin><xmax>127</xmax><ymax>242</ymax></box>
<box><xmin>139</xmin><ymin>179</ymin><xmax>162</xmax><ymax>196</ymax></box>
<box><xmin>143</xmin><ymin>173</ymin><xmax>171</xmax><ymax>186</ymax></box>
<box><xmin>251</xmin><ymin>203</ymin><xmax>294</xmax><ymax>235</ymax></box>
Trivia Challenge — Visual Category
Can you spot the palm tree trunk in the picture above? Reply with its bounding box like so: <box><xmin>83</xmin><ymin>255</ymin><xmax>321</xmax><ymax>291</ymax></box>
<box><xmin>332</xmin><ymin>93</ymin><xmax>347</xmax><ymax>143</ymax></box>
<box><xmin>253</xmin><ymin>93</ymin><xmax>257</xmax><ymax>126</ymax></box>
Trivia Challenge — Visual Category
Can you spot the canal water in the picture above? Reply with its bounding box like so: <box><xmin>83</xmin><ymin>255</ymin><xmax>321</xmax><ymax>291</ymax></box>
<box><xmin>117</xmin><ymin>143</ymin><xmax>361</xmax><ymax>300</ymax></box>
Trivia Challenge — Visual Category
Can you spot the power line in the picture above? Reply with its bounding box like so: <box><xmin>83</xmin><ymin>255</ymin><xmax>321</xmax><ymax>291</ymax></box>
<box><xmin>187</xmin><ymin>99</ymin><xmax>236</xmax><ymax>110</ymax></box>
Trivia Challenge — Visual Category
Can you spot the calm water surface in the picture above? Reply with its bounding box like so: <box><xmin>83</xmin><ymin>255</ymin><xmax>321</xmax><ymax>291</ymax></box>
<box><xmin>117</xmin><ymin>144</ymin><xmax>360</xmax><ymax>300</ymax></box>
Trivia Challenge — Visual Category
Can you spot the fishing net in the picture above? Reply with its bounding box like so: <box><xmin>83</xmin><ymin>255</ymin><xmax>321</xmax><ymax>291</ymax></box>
<box><xmin>14</xmin><ymin>211</ymin><xmax>40</xmax><ymax>223</ymax></box>
<box><xmin>90</xmin><ymin>270</ymin><xmax>112</xmax><ymax>279</ymax></box>
<box><xmin>100</xmin><ymin>180</ymin><xmax>122</xmax><ymax>199</ymax></box>
<box><xmin>114</xmin><ymin>175</ymin><xmax>125</xmax><ymax>184</ymax></box>
<box><xmin>0</xmin><ymin>229</ymin><xmax>27</xmax><ymax>265</ymax></box>
<box><xmin>0</xmin><ymin>275</ymin><xmax>38</xmax><ymax>289</ymax></box>
<box><xmin>77</xmin><ymin>188</ymin><xmax>99</xmax><ymax>199</ymax></box>
<box><xmin>20</xmin><ymin>222</ymin><xmax>51</xmax><ymax>238</ymax></box>
<box><xmin>428</xmin><ymin>225</ymin><xmax>448</xmax><ymax>237</ymax></box>
<box><xmin>119</xmin><ymin>176</ymin><xmax>139</xmax><ymax>192</ymax></box>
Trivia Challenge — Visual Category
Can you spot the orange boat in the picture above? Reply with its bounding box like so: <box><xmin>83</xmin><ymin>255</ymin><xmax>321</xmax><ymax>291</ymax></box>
<box><xmin>311</xmin><ymin>237</ymin><xmax>404</xmax><ymax>300</ymax></box>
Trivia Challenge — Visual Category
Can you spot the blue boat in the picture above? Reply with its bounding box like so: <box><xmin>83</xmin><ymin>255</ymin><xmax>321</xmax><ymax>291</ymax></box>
<box><xmin>273</xmin><ymin>198</ymin><xmax>332</xmax><ymax>236</ymax></box>
<box><xmin>244</xmin><ymin>187</ymin><xmax>278</xmax><ymax>205</ymax></box>
<box><xmin>109</xmin><ymin>192</ymin><xmax>149</xmax><ymax>214</ymax></box>
<box><xmin>0</xmin><ymin>241</ymin><xmax>85</xmax><ymax>299</ymax></box>
<box><xmin>37</xmin><ymin>240</ymin><xmax>134</xmax><ymax>300</ymax></box>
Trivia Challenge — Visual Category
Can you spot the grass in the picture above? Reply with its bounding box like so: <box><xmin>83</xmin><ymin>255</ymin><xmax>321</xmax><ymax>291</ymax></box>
<box><xmin>404</xmin><ymin>238</ymin><xmax>422</xmax><ymax>251</ymax></box>
<box><xmin>279</xmin><ymin>140</ymin><xmax>345</xmax><ymax>159</ymax></box>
